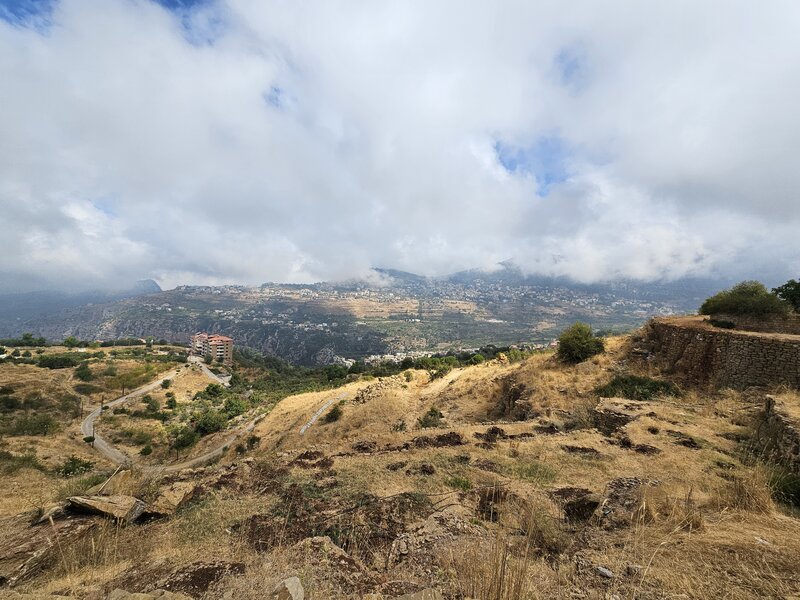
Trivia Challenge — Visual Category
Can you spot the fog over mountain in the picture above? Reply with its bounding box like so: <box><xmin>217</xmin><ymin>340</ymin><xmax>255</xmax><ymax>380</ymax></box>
<box><xmin>1</xmin><ymin>0</ymin><xmax>799</xmax><ymax>292</ymax></box>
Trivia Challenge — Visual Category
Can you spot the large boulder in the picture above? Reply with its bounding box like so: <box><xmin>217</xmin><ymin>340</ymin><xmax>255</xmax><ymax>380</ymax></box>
<box><xmin>67</xmin><ymin>495</ymin><xmax>146</xmax><ymax>523</ymax></box>
<box><xmin>144</xmin><ymin>483</ymin><xmax>197</xmax><ymax>518</ymax></box>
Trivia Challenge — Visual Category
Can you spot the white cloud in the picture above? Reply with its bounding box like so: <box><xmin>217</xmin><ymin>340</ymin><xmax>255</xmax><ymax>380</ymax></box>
<box><xmin>0</xmin><ymin>0</ymin><xmax>798</xmax><ymax>291</ymax></box>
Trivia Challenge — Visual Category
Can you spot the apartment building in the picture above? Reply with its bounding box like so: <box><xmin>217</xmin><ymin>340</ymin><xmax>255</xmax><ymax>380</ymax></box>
<box><xmin>191</xmin><ymin>332</ymin><xmax>234</xmax><ymax>365</ymax></box>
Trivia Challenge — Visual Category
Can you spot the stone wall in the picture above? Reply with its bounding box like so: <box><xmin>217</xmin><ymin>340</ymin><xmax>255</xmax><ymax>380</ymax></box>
<box><xmin>644</xmin><ymin>318</ymin><xmax>800</xmax><ymax>389</ymax></box>
<box><xmin>711</xmin><ymin>313</ymin><xmax>800</xmax><ymax>336</ymax></box>
<box><xmin>751</xmin><ymin>396</ymin><xmax>800</xmax><ymax>474</ymax></box>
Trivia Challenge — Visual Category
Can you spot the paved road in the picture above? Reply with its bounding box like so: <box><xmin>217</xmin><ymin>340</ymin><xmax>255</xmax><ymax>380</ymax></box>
<box><xmin>300</xmin><ymin>392</ymin><xmax>348</xmax><ymax>434</ymax></box>
<box><xmin>80</xmin><ymin>363</ymin><xmax>243</xmax><ymax>472</ymax></box>
<box><xmin>80</xmin><ymin>367</ymin><xmax>184</xmax><ymax>467</ymax></box>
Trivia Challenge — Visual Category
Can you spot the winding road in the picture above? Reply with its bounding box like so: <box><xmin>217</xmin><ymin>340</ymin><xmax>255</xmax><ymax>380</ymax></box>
<box><xmin>80</xmin><ymin>362</ymin><xmax>244</xmax><ymax>472</ymax></box>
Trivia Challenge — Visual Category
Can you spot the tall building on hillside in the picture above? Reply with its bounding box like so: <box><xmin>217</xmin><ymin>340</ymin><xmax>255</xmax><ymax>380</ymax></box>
<box><xmin>191</xmin><ymin>332</ymin><xmax>234</xmax><ymax>365</ymax></box>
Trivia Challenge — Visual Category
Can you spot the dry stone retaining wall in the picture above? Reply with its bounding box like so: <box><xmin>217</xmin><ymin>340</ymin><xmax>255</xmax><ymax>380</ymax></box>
<box><xmin>711</xmin><ymin>313</ymin><xmax>800</xmax><ymax>336</ymax></box>
<box><xmin>645</xmin><ymin>319</ymin><xmax>800</xmax><ymax>389</ymax></box>
<box><xmin>751</xmin><ymin>396</ymin><xmax>800</xmax><ymax>473</ymax></box>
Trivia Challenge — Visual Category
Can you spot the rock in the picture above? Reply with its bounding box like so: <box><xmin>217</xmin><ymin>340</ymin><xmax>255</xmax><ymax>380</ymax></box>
<box><xmin>157</xmin><ymin>561</ymin><xmax>245</xmax><ymax>597</ymax></box>
<box><xmin>107</xmin><ymin>590</ymin><xmax>191</xmax><ymax>600</ymax></box>
<box><xmin>550</xmin><ymin>487</ymin><xmax>601</xmax><ymax>523</ymax></box>
<box><xmin>67</xmin><ymin>495</ymin><xmax>146</xmax><ymax>523</ymax></box>
<box><xmin>271</xmin><ymin>576</ymin><xmax>304</xmax><ymax>600</ymax></box>
<box><xmin>396</xmin><ymin>590</ymin><xmax>443</xmax><ymax>600</ymax></box>
<box><xmin>595</xmin><ymin>566</ymin><xmax>614</xmax><ymax>579</ymax></box>
<box><xmin>625</xmin><ymin>563</ymin><xmax>644</xmax><ymax>576</ymax></box>
<box><xmin>0</xmin><ymin>513</ymin><xmax>99</xmax><ymax>586</ymax></box>
<box><xmin>145</xmin><ymin>482</ymin><xmax>197</xmax><ymax>518</ymax></box>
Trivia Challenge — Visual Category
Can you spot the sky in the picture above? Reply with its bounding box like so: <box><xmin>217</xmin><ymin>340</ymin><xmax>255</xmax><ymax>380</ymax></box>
<box><xmin>1</xmin><ymin>0</ymin><xmax>799</xmax><ymax>291</ymax></box>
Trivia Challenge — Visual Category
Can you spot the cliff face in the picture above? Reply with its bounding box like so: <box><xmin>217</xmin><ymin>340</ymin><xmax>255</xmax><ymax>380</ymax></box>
<box><xmin>644</xmin><ymin>317</ymin><xmax>800</xmax><ymax>389</ymax></box>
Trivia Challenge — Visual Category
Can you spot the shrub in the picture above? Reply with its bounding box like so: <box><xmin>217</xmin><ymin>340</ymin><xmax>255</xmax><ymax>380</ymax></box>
<box><xmin>38</xmin><ymin>354</ymin><xmax>80</xmax><ymax>369</ymax></box>
<box><xmin>166</xmin><ymin>396</ymin><xmax>178</xmax><ymax>410</ymax></box>
<box><xmin>445</xmin><ymin>476</ymin><xmax>473</xmax><ymax>491</ymax></box>
<box><xmin>469</xmin><ymin>353</ymin><xmax>485</xmax><ymax>365</ymax></box>
<box><xmin>55</xmin><ymin>455</ymin><xmax>94</xmax><ymax>477</ymax></box>
<box><xmin>3</xmin><ymin>414</ymin><xmax>59</xmax><ymax>436</ymax></box>
<box><xmin>194</xmin><ymin>409</ymin><xmax>226</xmax><ymax>435</ymax></box>
<box><xmin>74</xmin><ymin>362</ymin><xmax>93</xmax><ymax>381</ymax></box>
<box><xmin>140</xmin><ymin>444</ymin><xmax>153</xmax><ymax>456</ymax></box>
<box><xmin>392</xmin><ymin>419</ymin><xmax>407</xmax><ymax>432</ymax></box>
<box><xmin>594</xmin><ymin>375</ymin><xmax>679</xmax><ymax>400</ymax></box>
<box><xmin>161</xmin><ymin>378</ymin><xmax>172</xmax><ymax>389</ymax></box>
<box><xmin>0</xmin><ymin>450</ymin><xmax>45</xmax><ymax>474</ymax></box>
<box><xmin>556</xmin><ymin>322</ymin><xmax>605</xmax><ymax>363</ymax></box>
<box><xmin>323</xmin><ymin>403</ymin><xmax>343</xmax><ymax>423</ymax></box>
<box><xmin>417</xmin><ymin>407</ymin><xmax>444</xmax><ymax>428</ymax></box>
<box><xmin>700</xmin><ymin>280</ymin><xmax>789</xmax><ymax>317</ymax></box>
<box><xmin>74</xmin><ymin>383</ymin><xmax>102</xmax><ymax>395</ymax></box>
<box><xmin>142</xmin><ymin>394</ymin><xmax>160</xmax><ymax>412</ymax></box>
<box><xmin>223</xmin><ymin>396</ymin><xmax>248</xmax><ymax>418</ymax></box>
<box><xmin>709</xmin><ymin>319</ymin><xmax>735</xmax><ymax>329</ymax></box>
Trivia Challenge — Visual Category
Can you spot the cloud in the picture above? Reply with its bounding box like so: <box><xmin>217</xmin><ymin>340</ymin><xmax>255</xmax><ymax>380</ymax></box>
<box><xmin>1</xmin><ymin>0</ymin><xmax>798</xmax><ymax>291</ymax></box>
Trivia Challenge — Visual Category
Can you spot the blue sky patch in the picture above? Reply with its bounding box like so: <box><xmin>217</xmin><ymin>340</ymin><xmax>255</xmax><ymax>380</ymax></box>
<box><xmin>495</xmin><ymin>136</ymin><xmax>571</xmax><ymax>196</ymax></box>
<box><xmin>554</xmin><ymin>44</ymin><xmax>589</xmax><ymax>94</ymax></box>
<box><xmin>0</xmin><ymin>0</ymin><xmax>55</xmax><ymax>30</ymax></box>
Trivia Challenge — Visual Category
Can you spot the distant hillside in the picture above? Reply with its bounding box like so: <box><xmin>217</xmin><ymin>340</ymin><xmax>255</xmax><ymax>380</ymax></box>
<box><xmin>0</xmin><ymin>270</ymin><xmax>726</xmax><ymax>365</ymax></box>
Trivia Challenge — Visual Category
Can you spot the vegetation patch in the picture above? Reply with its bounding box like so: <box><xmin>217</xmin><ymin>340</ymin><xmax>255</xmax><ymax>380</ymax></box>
<box><xmin>700</xmin><ymin>280</ymin><xmax>789</xmax><ymax>316</ymax></box>
<box><xmin>594</xmin><ymin>374</ymin><xmax>679</xmax><ymax>400</ymax></box>
<box><xmin>557</xmin><ymin>322</ymin><xmax>604</xmax><ymax>363</ymax></box>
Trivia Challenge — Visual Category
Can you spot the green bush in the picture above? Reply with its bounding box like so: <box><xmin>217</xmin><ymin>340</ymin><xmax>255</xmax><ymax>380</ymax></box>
<box><xmin>556</xmin><ymin>322</ymin><xmax>605</xmax><ymax>363</ymax></box>
<box><xmin>594</xmin><ymin>375</ymin><xmax>679</xmax><ymax>401</ymax></box>
<box><xmin>700</xmin><ymin>281</ymin><xmax>789</xmax><ymax>316</ymax></box>
<box><xmin>55</xmin><ymin>455</ymin><xmax>94</xmax><ymax>477</ymax></box>
<box><xmin>0</xmin><ymin>450</ymin><xmax>45</xmax><ymax>474</ymax></box>
<box><xmin>140</xmin><ymin>444</ymin><xmax>153</xmax><ymax>456</ymax></box>
<box><xmin>194</xmin><ymin>409</ymin><xmax>226</xmax><ymax>435</ymax></box>
<box><xmin>74</xmin><ymin>383</ymin><xmax>102</xmax><ymax>395</ymax></box>
<box><xmin>417</xmin><ymin>407</ymin><xmax>444</xmax><ymax>428</ymax></box>
<box><xmin>74</xmin><ymin>362</ymin><xmax>93</xmax><ymax>381</ymax></box>
<box><xmin>161</xmin><ymin>378</ymin><xmax>172</xmax><ymax>389</ymax></box>
<box><xmin>323</xmin><ymin>403</ymin><xmax>343</xmax><ymax>423</ymax></box>
<box><xmin>223</xmin><ymin>396</ymin><xmax>248</xmax><ymax>418</ymax></box>
<box><xmin>38</xmin><ymin>354</ymin><xmax>80</xmax><ymax>369</ymax></box>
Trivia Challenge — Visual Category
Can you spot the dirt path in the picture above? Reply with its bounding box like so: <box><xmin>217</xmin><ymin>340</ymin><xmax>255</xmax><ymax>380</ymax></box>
<box><xmin>300</xmin><ymin>391</ymin><xmax>348</xmax><ymax>434</ymax></box>
<box><xmin>80</xmin><ymin>363</ymin><xmax>250</xmax><ymax>472</ymax></box>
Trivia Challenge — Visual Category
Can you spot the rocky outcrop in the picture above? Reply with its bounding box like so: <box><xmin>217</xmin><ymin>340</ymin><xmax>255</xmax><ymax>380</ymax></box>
<box><xmin>643</xmin><ymin>318</ymin><xmax>800</xmax><ymax>389</ymax></box>
<box><xmin>0</xmin><ymin>513</ymin><xmax>99</xmax><ymax>587</ymax></box>
<box><xmin>67</xmin><ymin>496</ymin><xmax>146</xmax><ymax>523</ymax></box>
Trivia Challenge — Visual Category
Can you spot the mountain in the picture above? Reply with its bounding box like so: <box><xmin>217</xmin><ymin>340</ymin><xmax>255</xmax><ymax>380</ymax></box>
<box><xmin>0</xmin><ymin>271</ymin><xmax>727</xmax><ymax>365</ymax></box>
<box><xmin>0</xmin><ymin>280</ymin><xmax>161</xmax><ymax>335</ymax></box>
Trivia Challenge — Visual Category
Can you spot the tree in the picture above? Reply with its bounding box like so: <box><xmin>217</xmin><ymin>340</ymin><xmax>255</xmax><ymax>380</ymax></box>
<box><xmin>142</xmin><ymin>394</ymin><xmax>159</xmax><ymax>412</ymax></box>
<box><xmin>773</xmin><ymin>279</ymin><xmax>800</xmax><ymax>312</ymax></box>
<box><xmin>83</xmin><ymin>435</ymin><xmax>95</xmax><ymax>447</ymax></box>
<box><xmin>700</xmin><ymin>280</ymin><xmax>788</xmax><ymax>316</ymax></box>
<box><xmin>166</xmin><ymin>396</ymin><xmax>178</xmax><ymax>410</ymax></box>
<box><xmin>168</xmin><ymin>425</ymin><xmax>199</xmax><ymax>458</ymax></box>
<box><xmin>557</xmin><ymin>322</ymin><xmax>605</xmax><ymax>363</ymax></box>
<box><xmin>63</xmin><ymin>336</ymin><xmax>80</xmax><ymax>348</ymax></box>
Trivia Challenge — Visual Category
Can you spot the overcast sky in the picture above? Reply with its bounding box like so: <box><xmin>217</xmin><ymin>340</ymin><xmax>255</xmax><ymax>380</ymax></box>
<box><xmin>1</xmin><ymin>0</ymin><xmax>799</xmax><ymax>291</ymax></box>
